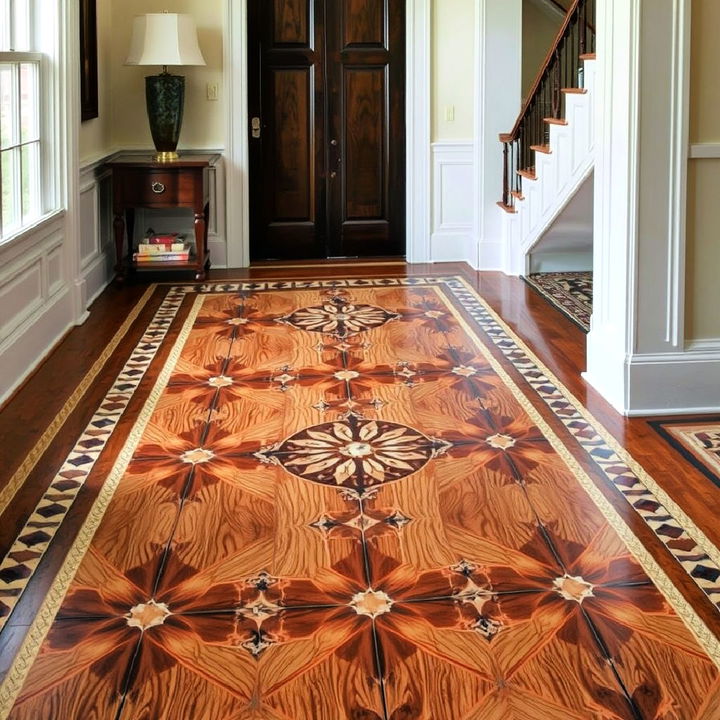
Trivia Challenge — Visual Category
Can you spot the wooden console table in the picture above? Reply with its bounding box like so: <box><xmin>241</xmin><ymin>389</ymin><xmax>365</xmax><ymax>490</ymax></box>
<box><xmin>107</xmin><ymin>153</ymin><xmax>220</xmax><ymax>281</ymax></box>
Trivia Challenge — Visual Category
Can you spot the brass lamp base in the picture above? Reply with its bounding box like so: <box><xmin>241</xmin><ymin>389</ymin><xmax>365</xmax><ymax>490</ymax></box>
<box><xmin>153</xmin><ymin>151</ymin><xmax>180</xmax><ymax>163</ymax></box>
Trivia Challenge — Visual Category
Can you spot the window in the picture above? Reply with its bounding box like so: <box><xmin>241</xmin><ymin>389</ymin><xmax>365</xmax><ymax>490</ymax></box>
<box><xmin>0</xmin><ymin>0</ymin><xmax>44</xmax><ymax>241</ymax></box>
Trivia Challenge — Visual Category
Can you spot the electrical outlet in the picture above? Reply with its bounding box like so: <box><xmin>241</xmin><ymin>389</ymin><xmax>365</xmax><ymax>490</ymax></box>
<box><xmin>445</xmin><ymin>105</ymin><xmax>455</xmax><ymax>122</ymax></box>
<box><xmin>207</xmin><ymin>82</ymin><xmax>219</xmax><ymax>101</ymax></box>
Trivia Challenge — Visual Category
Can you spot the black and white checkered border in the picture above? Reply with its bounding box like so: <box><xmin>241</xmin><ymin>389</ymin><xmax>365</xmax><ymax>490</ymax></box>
<box><xmin>0</xmin><ymin>288</ymin><xmax>187</xmax><ymax>631</ymax></box>
<box><xmin>445</xmin><ymin>279</ymin><xmax>720</xmax><ymax>612</ymax></box>
<box><xmin>2</xmin><ymin>275</ymin><xmax>718</xmax><ymax>634</ymax></box>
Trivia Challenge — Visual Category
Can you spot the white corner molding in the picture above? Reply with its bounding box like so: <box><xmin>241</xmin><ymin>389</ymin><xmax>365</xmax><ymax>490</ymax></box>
<box><xmin>689</xmin><ymin>144</ymin><xmax>720</xmax><ymax>159</ymax></box>
<box><xmin>430</xmin><ymin>141</ymin><xmax>475</xmax><ymax>263</ymax></box>
<box><xmin>475</xmin><ymin>0</ymin><xmax>522</xmax><ymax>271</ymax></box>
<box><xmin>224</xmin><ymin>0</ymin><xmax>432</xmax><ymax>267</ymax></box>
<box><xmin>584</xmin><ymin>0</ymin><xmax>710</xmax><ymax>416</ymax></box>
<box><xmin>405</xmin><ymin>0</ymin><xmax>432</xmax><ymax>263</ymax></box>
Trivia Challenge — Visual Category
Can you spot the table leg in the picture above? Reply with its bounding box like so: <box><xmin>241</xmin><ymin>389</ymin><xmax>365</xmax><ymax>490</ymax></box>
<box><xmin>194</xmin><ymin>209</ymin><xmax>207</xmax><ymax>281</ymax></box>
<box><xmin>113</xmin><ymin>211</ymin><xmax>125</xmax><ymax>281</ymax></box>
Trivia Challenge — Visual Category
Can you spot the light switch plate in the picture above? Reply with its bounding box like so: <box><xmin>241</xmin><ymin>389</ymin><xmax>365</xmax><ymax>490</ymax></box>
<box><xmin>207</xmin><ymin>82</ymin><xmax>219</xmax><ymax>101</ymax></box>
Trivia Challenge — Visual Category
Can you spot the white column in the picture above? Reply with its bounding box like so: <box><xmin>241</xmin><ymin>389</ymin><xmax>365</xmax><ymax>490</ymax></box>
<box><xmin>586</xmin><ymin>0</ymin><xmax>719</xmax><ymax>415</ymax></box>
<box><xmin>473</xmin><ymin>0</ymin><xmax>522</xmax><ymax>270</ymax></box>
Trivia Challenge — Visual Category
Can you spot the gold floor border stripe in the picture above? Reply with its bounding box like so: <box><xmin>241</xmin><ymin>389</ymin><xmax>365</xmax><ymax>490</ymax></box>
<box><xmin>0</xmin><ymin>285</ymin><xmax>157</xmax><ymax>518</ymax></box>
<box><xmin>0</xmin><ymin>295</ymin><xmax>205</xmax><ymax>719</ymax></box>
<box><xmin>454</xmin><ymin>277</ymin><xmax>720</xmax><ymax>572</ymax></box>
<box><xmin>435</xmin><ymin>284</ymin><xmax>720</xmax><ymax>667</ymax></box>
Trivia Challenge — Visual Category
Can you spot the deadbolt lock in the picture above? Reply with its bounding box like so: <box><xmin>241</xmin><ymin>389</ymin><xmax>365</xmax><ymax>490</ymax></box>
<box><xmin>251</xmin><ymin>117</ymin><xmax>261</xmax><ymax>139</ymax></box>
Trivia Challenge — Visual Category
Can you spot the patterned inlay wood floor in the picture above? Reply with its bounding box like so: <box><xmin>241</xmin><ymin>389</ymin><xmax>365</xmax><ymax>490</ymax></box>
<box><xmin>523</xmin><ymin>271</ymin><xmax>593</xmax><ymax>332</ymax></box>
<box><xmin>1</xmin><ymin>278</ymin><xmax>719</xmax><ymax>719</ymax></box>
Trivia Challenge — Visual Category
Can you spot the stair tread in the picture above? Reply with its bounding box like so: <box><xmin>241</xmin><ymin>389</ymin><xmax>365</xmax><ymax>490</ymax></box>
<box><xmin>497</xmin><ymin>201</ymin><xmax>517</xmax><ymax>214</ymax></box>
<box><xmin>517</xmin><ymin>168</ymin><xmax>537</xmax><ymax>181</ymax></box>
<box><xmin>544</xmin><ymin>117</ymin><xmax>568</xmax><ymax>126</ymax></box>
<box><xmin>530</xmin><ymin>144</ymin><xmax>552</xmax><ymax>154</ymax></box>
<box><xmin>562</xmin><ymin>87</ymin><xmax>588</xmax><ymax>95</ymax></box>
<box><xmin>510</xmin><ymin>190</ymin><xmax>525</xmax><ymax>201</ymax></box>
<box><xmin>579</xmin><ymin>53</ymin><xmax>596</xmax><ymax>61</ymax></box>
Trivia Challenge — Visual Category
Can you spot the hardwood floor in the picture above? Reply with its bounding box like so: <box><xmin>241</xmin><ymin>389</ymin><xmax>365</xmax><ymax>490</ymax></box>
<box><xmin>0</xmin><ymin>262</ymin><xmax>719</xmax><ymax>719</ymax></box>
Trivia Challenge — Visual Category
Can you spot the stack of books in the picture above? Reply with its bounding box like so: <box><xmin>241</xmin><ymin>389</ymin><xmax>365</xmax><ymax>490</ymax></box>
<box><xmin>133</xmin><ymin>233</ymin><xmax>192</xmax><ymax>263</ymax></box>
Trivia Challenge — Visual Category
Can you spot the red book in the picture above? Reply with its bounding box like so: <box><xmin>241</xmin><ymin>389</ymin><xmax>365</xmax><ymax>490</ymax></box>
<box><xmin>149</xmin><ymin>233</ymin><xmax>181</xmax><ymax>244</ymax></box>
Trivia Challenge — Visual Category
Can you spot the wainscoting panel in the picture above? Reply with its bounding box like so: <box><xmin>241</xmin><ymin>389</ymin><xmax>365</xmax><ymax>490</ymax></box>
<box><xmin>430</xmin><ymin>142</ymin><xmax>476</xmax><ymax>264</ymax></box>
<box><xmin>0</xmin><ymin>217</ymin><xmax>75</xmax><ymax>404</ymax></box>
<box><xmin>79</xmin><ymin>159</ymin><xmax>116</xmax><ymax>308</ymax></box>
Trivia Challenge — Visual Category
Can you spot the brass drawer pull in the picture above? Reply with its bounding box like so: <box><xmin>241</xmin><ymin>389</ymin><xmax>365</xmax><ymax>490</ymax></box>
<box><xmin>151</xmin><ymin>181</ymin><xmax>166</xmax><ymax>194</ymax></box>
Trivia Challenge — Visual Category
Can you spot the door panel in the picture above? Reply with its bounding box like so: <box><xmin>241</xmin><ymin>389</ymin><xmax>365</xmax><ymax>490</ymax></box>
<box><xmin>343</xmin><ymin>0</ymin><xmax>385</xmax><ymax>48</ymax></box>
<box><xmin>249</xmin><ymin>0</ymin><xmax>405</xmax><ymax>260</ymax></box>
<box><xmin>326</xmin><ymin>0</ymin><xmax>405</xmax><ymax>256</ymax></box>
<box><xmin>344</xmin><ymin>67</ymin><xmax>385</xmax><ymax>220</ymax></box>
<box><xmin>273</xmin><ymin>0</ymin><xmax>309</xmax><ymax>45</ymax></box>
<box><xmin>271</xmin><ymin>68</ymin><xmax>313</xmax><ymax>221</ymax></box>
<box><xmin>249</xmin><ymin>0</ymin><xmax>325</xmax><ymax>260</ymax></box>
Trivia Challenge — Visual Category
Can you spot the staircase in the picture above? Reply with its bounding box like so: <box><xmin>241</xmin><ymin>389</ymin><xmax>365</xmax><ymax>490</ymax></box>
<box><xmin>498</xmin><ymin>0</ymin><xmax>596</xmax><ymax>276</ymax></box>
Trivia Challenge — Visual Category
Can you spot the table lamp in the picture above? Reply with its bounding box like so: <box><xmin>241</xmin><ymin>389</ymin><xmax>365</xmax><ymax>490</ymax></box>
<box><xmin>125</xmin><ymin>13</ymin><xmax>206</xmax><ymax>162</ymax></box>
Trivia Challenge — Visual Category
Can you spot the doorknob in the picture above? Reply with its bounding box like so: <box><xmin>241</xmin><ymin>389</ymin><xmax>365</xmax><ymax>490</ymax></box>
<box><xmin>251</xmin><ymin>117</ymin><xmax>261</xmax><ymax>139</ymax></box>
<box><xmin>330</xmin><ymin>139</ymin><xmax>338</xmax><ymax>146</ymax></box>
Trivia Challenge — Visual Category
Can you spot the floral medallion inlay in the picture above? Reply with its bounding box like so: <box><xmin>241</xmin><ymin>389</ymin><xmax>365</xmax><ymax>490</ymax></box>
<box><xmin>350</xmin><ymin>589</ymin><xmax>394</xmax><ymax>618</ymax></box>
<box><xmin>277</xmin><ymin>302</ymin><xmax>399</xmax><ymax>338</ymax></box>
<box><xmin>553</xmin><ymin>575</ymin><xmax>595</xmax><ymax>604</ymax></box>
<box><xmin>486</xmin><ymin>433</ymin><xmax>517</xmax><ymax>451</ymax></box>
<box><xmin>257</xmin><ymin>418</ymin><xmax>452</xmax><ymax>489</ymax></box>
<box><xmin>126</xmin><ymin>600</ymin><xmax>171</xmax><ymax>631</ymax></box>
<box><xmin>180</xmin><ymin>448</ymin><xmax>215</xmax><ymax>465</ymax></box>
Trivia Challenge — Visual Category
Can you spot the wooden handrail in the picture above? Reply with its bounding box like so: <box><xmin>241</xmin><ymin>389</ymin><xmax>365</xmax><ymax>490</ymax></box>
<box><xmin>498</xmin><ymin>0</ymin><xmax>595</xmax><ymax>210</ymax></box>
<box><xmin>503</xmin><ymin>0</ymin><xmax>580</xmax><ymax>143</ymax></box>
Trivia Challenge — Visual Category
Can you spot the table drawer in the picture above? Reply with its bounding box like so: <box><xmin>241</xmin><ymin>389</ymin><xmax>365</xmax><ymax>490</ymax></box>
<box><xmin>120</xmin><ymin>169</ymin><xmax>197</xmax><ymax>207</ymax></box>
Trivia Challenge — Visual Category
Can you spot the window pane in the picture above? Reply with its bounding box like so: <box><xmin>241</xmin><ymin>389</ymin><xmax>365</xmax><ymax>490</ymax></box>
<box><xmin>0</xmin><ymin>63</ymin><xmax>14</xmax><ymax>148</ymax></box>
<box><xmin>20</xmin><ymin>140</ymin><xmax>38</xmax><ymax>222</ymax></box>
<box><xmin>20</xmin><ymin>62</ymin><xmax>37</xmax><ymax>142</ymax></box>
<box><xmin>13</xmin><ymin>0</ymin><xmax>31</xmax><ymax>51</ymax></box>
<box><xmin>0</xmin><ymin>0</ymin><xmax>10</xmax><ymax>51</ymax></box>
<box><xmin>1</xmin><ymin>148</ymin><xmax>19</xmax><ymax>236</ymax></box>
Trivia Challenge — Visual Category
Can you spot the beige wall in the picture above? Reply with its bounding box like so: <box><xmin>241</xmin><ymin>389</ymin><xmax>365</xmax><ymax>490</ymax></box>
<box><xmin>432</xmin><ymin>0</ymin><xmax>475</xmax><ymax>141</ymax></box>
<box><xmin>80</xmin><ymin>0</ymin><xmax>224</xmax><ymax>163</ymax></box>
<box><xmin>78</xmin><ymin>0</ymin><xmax>113</xmax><ymax>163</ymax></box>
<box><xmin>686</xmin><ymin>0</ymin><xmax>720</xmax><ymax>341</ymax></box>
<box><xmin>522</xmin><ymin>0</ymin><xmax>562</xmax><ymax>100</ymax></box>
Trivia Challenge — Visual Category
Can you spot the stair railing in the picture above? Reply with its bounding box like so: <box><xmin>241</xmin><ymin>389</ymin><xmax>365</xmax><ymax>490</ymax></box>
<box><xmin>498</xmin><ymin>0</ymin><xmax>596</xmax><ymax>211</ymax></box>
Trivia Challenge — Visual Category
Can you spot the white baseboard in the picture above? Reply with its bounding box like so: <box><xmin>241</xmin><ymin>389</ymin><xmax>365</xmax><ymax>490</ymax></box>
<box><xmin>585</xmin><ymin>346</ymin><xmax>720</xmax><ymax>416</ymax></box>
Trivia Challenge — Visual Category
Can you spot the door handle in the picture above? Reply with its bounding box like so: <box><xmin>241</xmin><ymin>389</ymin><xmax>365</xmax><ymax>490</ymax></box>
<box><xmin>251</xmin><ymin>117</ymin><xmax>261</xmax><ymax>139</ymax></box>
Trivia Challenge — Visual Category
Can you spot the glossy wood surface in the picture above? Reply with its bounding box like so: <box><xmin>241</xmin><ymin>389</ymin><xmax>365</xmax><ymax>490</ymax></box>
<box><xmin>1</xmin><ymin>263</ymin><xmax>719</xmax><ymax>720</ymax></box>
<box><xmin>248</xmin><ymin>0</ymin><xmax>405</xmax><ymax>260</ymax></box>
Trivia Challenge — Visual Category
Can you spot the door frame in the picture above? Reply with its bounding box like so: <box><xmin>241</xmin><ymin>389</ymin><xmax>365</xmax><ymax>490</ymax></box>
<box><xmin>223</xmin><ymin>0</ymin><xmax>431</xmax><ymax>267</ymax></box>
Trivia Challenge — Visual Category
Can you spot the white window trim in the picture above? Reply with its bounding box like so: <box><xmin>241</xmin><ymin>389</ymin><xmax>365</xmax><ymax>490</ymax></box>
<box><xmin>0</xmin><ymin>34</ymin><xmax>61</xmax><ymax>245</ymax></box>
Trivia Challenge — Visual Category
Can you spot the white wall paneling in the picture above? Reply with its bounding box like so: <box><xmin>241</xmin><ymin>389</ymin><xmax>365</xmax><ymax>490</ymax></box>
<box><xmin>78</xmin><ymin>158</ymin><xmax>115</xmax><ymax>308</ymax></box>
<box><xmin>430</xmin><ymin>142</ymin><xmax>475</xmax><ymax>263</ymax></box>
<box><xmin>585</xmin><ymin>0</ymin><xmax>717</xmax><ymax>415</ymax></box>
<box><xmin>0</xmin><ymin>218</ymin><xmax>75</xmax><ymax>404</ymax></box>
<box><xmin>689</xmin><ymin>144</ymin><xmax>720</xmax><ymax>159</ymax></box>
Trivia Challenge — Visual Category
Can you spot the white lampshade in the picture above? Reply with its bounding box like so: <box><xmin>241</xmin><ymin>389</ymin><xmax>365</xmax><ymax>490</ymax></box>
<box><xmin>125</xmin><ymin>13</ymin><xmax>206</xmax><ymax>67</ymax></box>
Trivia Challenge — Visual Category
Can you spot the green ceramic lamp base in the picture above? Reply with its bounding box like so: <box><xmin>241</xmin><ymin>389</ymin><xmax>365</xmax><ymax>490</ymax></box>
<box><xmin>145</xmin><ymin>73</ymin><xmax>185</xmax><ymax>161</ymax></box>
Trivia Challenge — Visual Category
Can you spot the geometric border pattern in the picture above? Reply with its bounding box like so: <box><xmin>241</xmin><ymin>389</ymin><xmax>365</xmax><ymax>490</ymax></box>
<box><xmin>523</xmin><ymin>271</ymin><xmax>593</xmax><ymax>332</ymax></box>
<box><xmin>0</xmin><ymin>288</ymin><xmax>187</xmax><ymax>632</ymax></box>
<box><xmin>1</xmin><ymin>275</ymin><xmax>719</xmax><ymax>637</ymax></box>
<box><xmin>450</xmin><ymin>278</ymin><xmax>720</xmax><ymax>612</ymax></box>
<box><xmin>650</xmin><ymin>417</ymin><xmax>720</xmax><ymax>490</ymax></box>
<box><xmin>1</xmin><ymin>278</ymin><xmax>720</xmax><ymax>716</ymax></box>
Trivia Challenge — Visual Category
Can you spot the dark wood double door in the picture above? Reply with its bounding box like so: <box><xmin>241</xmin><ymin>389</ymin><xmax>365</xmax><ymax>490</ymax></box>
<box><xmin>248</xmin><ymin>0</ymin><xmax>406</xmax><ymax>260</ymax></box>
